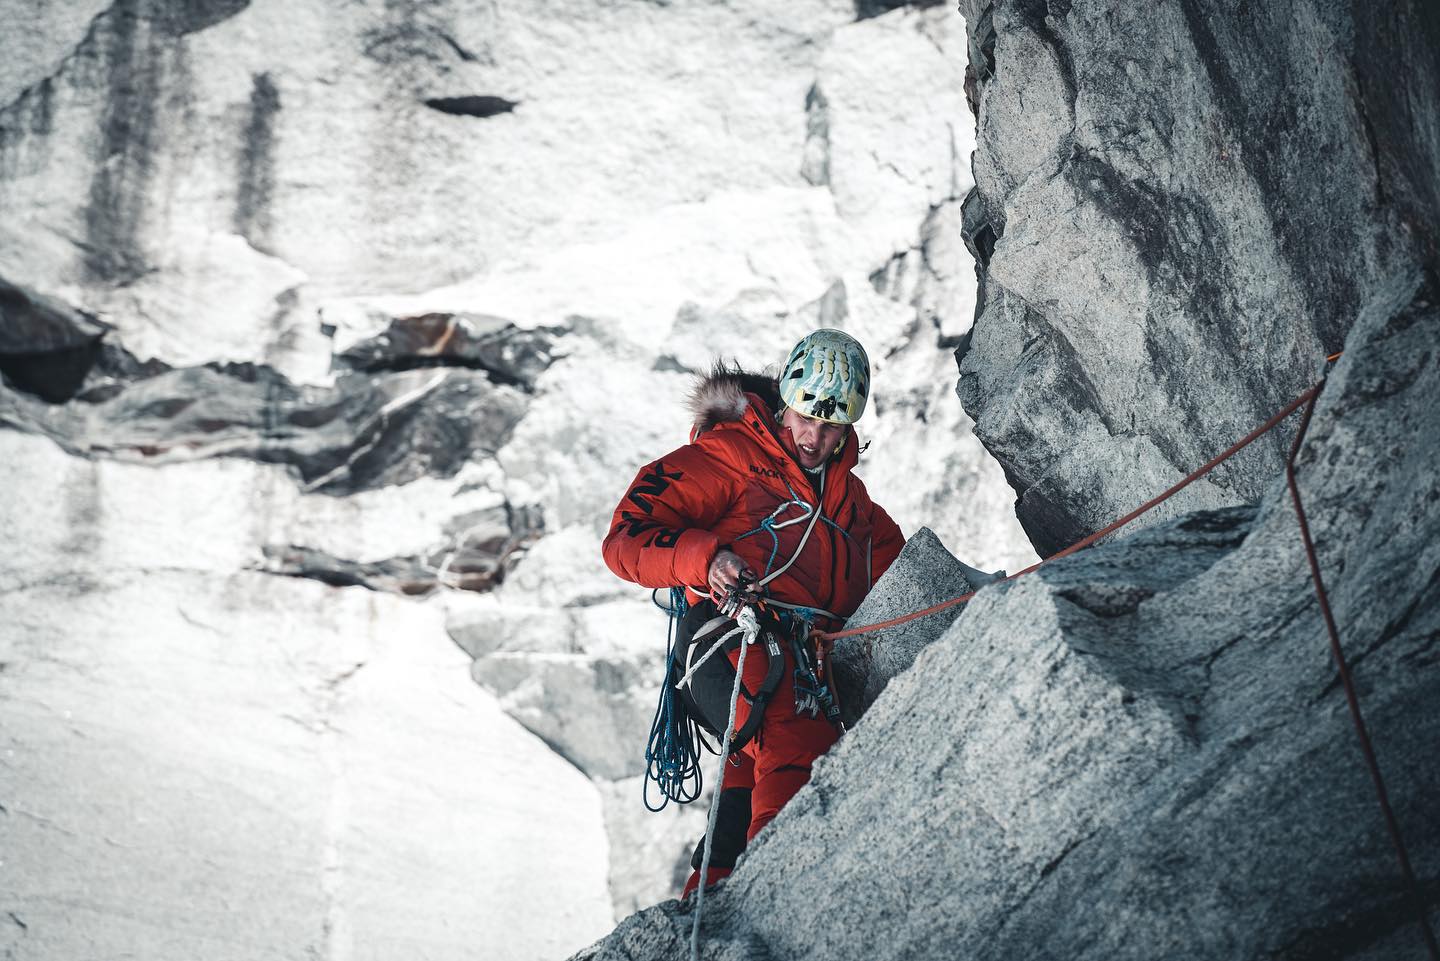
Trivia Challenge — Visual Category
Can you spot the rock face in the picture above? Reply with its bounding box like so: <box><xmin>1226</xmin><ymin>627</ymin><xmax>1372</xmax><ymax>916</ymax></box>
<box><xmin>955</xmin><ymin>0</ymin><xmax>1440</xmax><ymax>557</ymax></box>
<box><xmin>830</xmin><ymin>526</ymin><xmax>991</xmax><ymax>726</ymax></box>
<box><xmin>570</xmin><ymin>267</ymin><xmax>1440</xmax><ymax>961</ymax></box>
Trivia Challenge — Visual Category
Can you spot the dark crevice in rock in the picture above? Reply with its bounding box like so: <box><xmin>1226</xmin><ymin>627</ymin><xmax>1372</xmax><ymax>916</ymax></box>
<box><xmin>0</xmin><ymin>278</ymin><xmax>115</xmax><ymax>403</ymax></box>
<box><xmin>1175</xmin><ymin>509</ymin><xmax>1252</xmax><ymax>537</ymax></box>
<box><xmin>960</xmin><ymin>186</ymin><xmax>999</xmax><ymax>268</ymax></box>
<box><xmin>1039</xmin><ymin>827</ymin><xmax>1098</xmax><ymax>879</ymax></box>
<box><xmin>349</xmin><ymin>352</ymin><xmax>530</xmax><ymax>387</ymax></box>
<box><xmin>0</xmin><ymin>341</ymin><xmax>106</xmax><ymax>404</ymax></box>
<box><xmin>800</xmin><ymin>84</ymin><xmax>830</xmax><ymax>187</ymax></box>
<box><xmin>422</xmin><ymin>95</ymin><xmax>517</xmax><ymax>118</ymax></box>
<box><xmin>1057</xmin><ymin>584</ymin><xmax>1155</xmax><ymax>619</ymax></box>
<box><xmin>946</xmin><ymin>328</ymin><xmax>974</xmax><ymax>370</ymax></box>
<box><xmin>853</xmin><ymin>0</ymin><xmax>944</xmax><ymax>21</ymax></box>
<box><xmin>333</xmin><ymin>313</ymin><xmax>565</xmax><ymax>393</ymax></box>
<box><xmin>149</xmin><ymin>0</ymin><xmax>251</xmax><ymax>37</ymax></box>
<box><xmin>234</xmin><ymin>72</ymin><xmax>280</xmax><ymax>253</ymax></box>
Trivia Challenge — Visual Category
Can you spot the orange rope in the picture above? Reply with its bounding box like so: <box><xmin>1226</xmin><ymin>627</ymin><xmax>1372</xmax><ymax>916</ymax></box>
<box><xmin>1285</xmin><ymin>386</ymin><xmax>1440</xmax><ymax>960</ymax></box>
<box><xmin>816</xmin><ymin>379</ymin><xmax>1324</xmax><ymax>644</ymax></box>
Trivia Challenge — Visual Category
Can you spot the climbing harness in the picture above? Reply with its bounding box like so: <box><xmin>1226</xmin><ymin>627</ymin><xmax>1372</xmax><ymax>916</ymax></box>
<box><xmin>772</xmin><ymin>605</ymin><xmax>843</xmax><ymax>727</ymax></box>
<box><xmin>808</xmin><ymin>351</ymin><xmax>1437</xmax><ymax>961</ymax></box>
<box><xmin>674</xmin><ymin>602</ymin><xmax>786</xmax><ymax>755</ymax></box>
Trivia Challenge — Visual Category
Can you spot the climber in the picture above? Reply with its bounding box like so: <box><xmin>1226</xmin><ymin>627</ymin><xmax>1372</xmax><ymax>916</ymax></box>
<box><xmin>602</xmin><ymin>328</ymin><xmax>905</xmax><ymax>897</ymax></box>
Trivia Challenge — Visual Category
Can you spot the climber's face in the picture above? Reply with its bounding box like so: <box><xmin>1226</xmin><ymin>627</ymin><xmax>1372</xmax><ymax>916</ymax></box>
<box><xmin>781</xmin><ymin>406</ymin><xmax>847</xmax><ymax>470</ymax></box>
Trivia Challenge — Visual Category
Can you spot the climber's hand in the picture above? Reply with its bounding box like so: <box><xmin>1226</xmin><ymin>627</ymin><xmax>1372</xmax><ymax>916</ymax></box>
<box><xmin>707</xmin><ymin>550</ymin><xmax>756</xmax><ymax>607</ymax></box>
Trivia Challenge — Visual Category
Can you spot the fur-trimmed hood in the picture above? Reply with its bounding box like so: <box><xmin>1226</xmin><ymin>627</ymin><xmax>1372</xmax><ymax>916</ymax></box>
<box><xmin>685</xmin><ymin>361</ymin><xmax>782</xmax><ymax>434</ymax></box>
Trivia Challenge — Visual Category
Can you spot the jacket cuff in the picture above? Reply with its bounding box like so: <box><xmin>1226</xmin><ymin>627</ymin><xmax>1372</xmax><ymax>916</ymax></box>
<box><xmin>675</xmin><ymin>528</ymin><xmax>720</xmax><ymax>588</ymax></box>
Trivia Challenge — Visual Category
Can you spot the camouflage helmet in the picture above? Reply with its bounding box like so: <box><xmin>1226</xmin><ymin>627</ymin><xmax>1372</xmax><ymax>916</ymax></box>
<box><xmin>778</xmin><ymin>328</ymin><xmax>871</xmax><ymax>425</ymax></box>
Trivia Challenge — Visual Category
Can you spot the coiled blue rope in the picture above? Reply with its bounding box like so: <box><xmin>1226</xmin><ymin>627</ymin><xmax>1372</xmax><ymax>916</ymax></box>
<box><xmin>642</xmin><ymin>587</ymin><xmax>712</xmax><ymax>811</ymax></box>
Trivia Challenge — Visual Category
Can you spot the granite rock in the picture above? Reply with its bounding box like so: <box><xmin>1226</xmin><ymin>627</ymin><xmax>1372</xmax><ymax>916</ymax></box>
<box><xmin>831</xmin><ymin>526</ymin><xmax>981</xmax><ymax>726</ymax></box>
<box><xmin>954</xmin><ymin>0</ymin><xmax>1440</xmax><ymax>557</ymax></box>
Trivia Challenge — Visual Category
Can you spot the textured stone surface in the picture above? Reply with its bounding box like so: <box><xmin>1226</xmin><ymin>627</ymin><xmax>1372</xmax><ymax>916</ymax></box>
<box><xmin>570</xmin><ymin>267</ymin><xmax>1440</xmax><ymax>960</ymax></box>
<box><xmin>598</xmin><ymin>777</ymin><xmax>709</xmax><ymax>919</ymax></box>
<box><xmin>831</xmin><ymin>526</ymin><xmax>980</xmax><ymax>726</ymax></box>
<box><xmin>955</xmin><ymin>0</ymin><xmax>1440</xmax><ymax>557</ymax></box>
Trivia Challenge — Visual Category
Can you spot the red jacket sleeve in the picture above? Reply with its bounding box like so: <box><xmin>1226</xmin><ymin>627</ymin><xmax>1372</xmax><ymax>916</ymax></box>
<box><xmin>868</xmin><ymin>501</ymin><xmax>905</xmax><ymax>586</ymax></box>
<box><xmin>601</xmin><ymin>440</ymin><xmax>739</xmax><ymax>590</ymax></box>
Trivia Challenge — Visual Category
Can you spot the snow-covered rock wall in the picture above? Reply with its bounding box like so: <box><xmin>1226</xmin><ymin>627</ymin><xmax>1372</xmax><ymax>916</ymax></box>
<box><xmin>1</xmin><ymin>0</ymin><xmax>1031</xmax><ymax>953</ymax></box>
<box><xmin>0</xmin><ymin>429</ymin><xmax>614</xmax><ymax>961</ymax></box>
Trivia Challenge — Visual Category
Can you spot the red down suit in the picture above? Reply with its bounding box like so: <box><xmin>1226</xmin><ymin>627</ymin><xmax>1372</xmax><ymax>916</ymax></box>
<box><xmin>603</xmin><ymin>367</ymin><xmax>904</xmax><ymax>846</ymax></box>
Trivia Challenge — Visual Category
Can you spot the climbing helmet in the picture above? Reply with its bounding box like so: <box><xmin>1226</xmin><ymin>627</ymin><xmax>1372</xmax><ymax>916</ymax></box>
<box><xmin>778</xmin><ymin>328</ymin><xmax>871</xmax><ymax>425</ymax></box>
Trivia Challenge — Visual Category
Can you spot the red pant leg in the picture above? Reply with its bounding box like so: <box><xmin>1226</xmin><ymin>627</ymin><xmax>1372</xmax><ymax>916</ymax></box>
<box><xmin>726</xmin><ymin>633</ymin><xmax>839</xmax><ymax>841</ymax></box>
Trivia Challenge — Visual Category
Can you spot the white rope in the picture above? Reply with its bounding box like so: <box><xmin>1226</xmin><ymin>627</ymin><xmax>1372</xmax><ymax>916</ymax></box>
<box><xmin>689</xmin><ymin>605</ymin><xmax>759</xmax><ymax>961</ymax></box>
<box><xmin>686</xmin><ymin>469</ymin><xmax>830</xmax><ymax>957</ymax></box>
<box><xmin>675</xmin><ymin>624</ymin><xmax>747</xmax><ymax>692</ymax></box>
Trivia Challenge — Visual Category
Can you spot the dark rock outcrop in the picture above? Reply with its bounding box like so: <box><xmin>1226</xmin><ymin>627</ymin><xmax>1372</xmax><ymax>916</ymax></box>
<box><xmin>0</xmin><ymin>339</ymin><xmax>529</xmax><ymax>496</ymax></box>
<box><xmin>955</xmin><ymin>0</ymin><xmax>1440</xmax><ymax>557</ymax></box>
<box><xmin>571</xmin><ymin>266</ymin><xmax>1440</xmax><ymax>961</ymax></box>
<box><xmin>333</xmin><ymin>312</ymin><xmax>563</xmax><ymax>392</ymax></box>
<box><xmin>0</xmin><ymin>277</ymin><xmax>112</xmax><ymax>402</ymax></box>
<box><xmin>262</xmin><ymin>500</ymin><xmax>543</xmax><ymax>595</ymax></box>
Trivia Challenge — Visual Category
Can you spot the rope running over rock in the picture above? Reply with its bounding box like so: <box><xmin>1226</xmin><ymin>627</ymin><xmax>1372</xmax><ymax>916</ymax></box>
<box><xmin>1285</xmin><ymin>385</ymin><xmax>1440</xmax><ymax>960</ymax></box>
